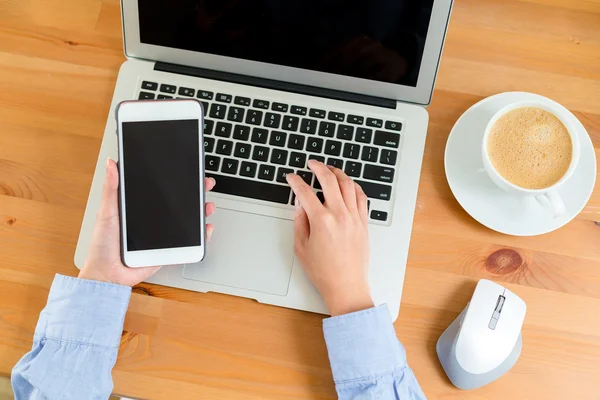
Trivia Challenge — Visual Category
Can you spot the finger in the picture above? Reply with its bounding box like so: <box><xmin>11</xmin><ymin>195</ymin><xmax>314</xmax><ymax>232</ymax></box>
<box><xmin>293</xmin><ymin>198</ymin><xmax>310</xmax><ymax>253</ymax></box>
<box><xmin>308</xmin><ymin>160</ymin><xmax>344</xmax><ymax>209</ymax></box>
<box><xmin>286</xmin><ymin>173</ymin><xmax>322</xmax><ymax>219</ymax></box>
<box><xmin>205</xmin><ymin>177</ymin><xmax>216</xmax><ymax>192</ymax></box>
<box><xmin>98</xmin><ymin>158</ymin><xmax>119</xmax><ymax>220</ymax></box>
<box><xmin>331</xmin><ymin>167</ymin><xmax>357</xmax><ymax>212</ymax></box>
<box><xmin>205</xmin><ymin>202</ymin><xmax>216</xmax><ymax>217</ymax></box>
<box><xmin>206</xmin><ymin>223</ymin><xmax>214</xmax><ymax>242</ymax></box>
<box><xmin>355</xmin><ymin>183</ymin><xmax>369</xmax><ymax>225</ymax></box>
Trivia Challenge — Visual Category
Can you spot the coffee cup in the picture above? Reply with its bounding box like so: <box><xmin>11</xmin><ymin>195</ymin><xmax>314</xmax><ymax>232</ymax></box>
<box><xmin>481</xmin><ymin>101</ymin><xmax>580</xmax><ymax>217</ymax></box>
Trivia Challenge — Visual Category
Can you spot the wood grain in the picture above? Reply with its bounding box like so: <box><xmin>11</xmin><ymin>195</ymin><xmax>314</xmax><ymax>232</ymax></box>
<box><xmin>1</xmin><ymin>0</ymin><xmax>599</xmax><ymax>398</ymax></box>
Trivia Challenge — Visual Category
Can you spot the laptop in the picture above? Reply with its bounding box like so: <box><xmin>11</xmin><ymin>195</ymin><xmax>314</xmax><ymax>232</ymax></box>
<box><xmin>75</xmin><ymin>0</ymin><xmax>453</xmax><ymax>321</ymax></box>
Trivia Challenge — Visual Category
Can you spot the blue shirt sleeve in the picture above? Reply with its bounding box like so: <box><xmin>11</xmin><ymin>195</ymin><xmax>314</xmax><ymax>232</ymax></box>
<box><xmin>12</xmin><ymin>274</ymin><xmax>131</xmax><ymax>400</ymax></box>
<box><xmin>323</xmin><ymin>304</ymin><xmax>427</xmax><ymax>400</ymax></box>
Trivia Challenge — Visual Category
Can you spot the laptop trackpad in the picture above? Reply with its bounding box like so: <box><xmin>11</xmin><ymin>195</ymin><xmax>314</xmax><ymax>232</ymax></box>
<box><xmin>182</xmin><ymin>208</ymin><xmax>294</xmax><ymax>296</ymax></box>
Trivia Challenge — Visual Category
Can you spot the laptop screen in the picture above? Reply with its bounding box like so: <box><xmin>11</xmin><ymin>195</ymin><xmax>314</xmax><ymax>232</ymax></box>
<box><xmin>138</xmin><ymin>0</ymin><xmax>434</xmax><ymax>88</ymax></box>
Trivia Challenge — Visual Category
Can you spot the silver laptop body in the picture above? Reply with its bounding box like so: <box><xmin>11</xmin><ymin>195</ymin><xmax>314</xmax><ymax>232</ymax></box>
<box><xmin>75</xmin><ymin>0</ymin><xmax>453</xmax><ymax>320</ymax></box>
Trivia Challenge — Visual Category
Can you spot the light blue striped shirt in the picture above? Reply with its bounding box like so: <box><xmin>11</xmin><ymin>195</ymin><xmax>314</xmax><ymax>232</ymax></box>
<box><xmin>12</xmin><ymin>274</ymin><xmax>426</xmax><ymax>399</ymax></box>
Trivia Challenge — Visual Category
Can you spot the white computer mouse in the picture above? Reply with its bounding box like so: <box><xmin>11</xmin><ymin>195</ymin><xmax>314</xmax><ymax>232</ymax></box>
<box><xmin>436</xmin><ymin>279</ymin><xmax>527</xmax><ymax>390</ymax></box>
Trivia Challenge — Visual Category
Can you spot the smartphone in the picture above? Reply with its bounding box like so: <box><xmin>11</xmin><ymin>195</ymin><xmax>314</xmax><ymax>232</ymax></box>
<box><xmin>116</xmin><ymin>99</ymin><xmax>206</xmax><ymax>267</ymax></box>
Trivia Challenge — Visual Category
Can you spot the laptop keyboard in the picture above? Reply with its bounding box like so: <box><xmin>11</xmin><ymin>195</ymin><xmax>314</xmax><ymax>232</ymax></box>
<box><xmin>139</xmin><ymin>81</ymin><xmax>403</xmax><ymax>223</ymax></box>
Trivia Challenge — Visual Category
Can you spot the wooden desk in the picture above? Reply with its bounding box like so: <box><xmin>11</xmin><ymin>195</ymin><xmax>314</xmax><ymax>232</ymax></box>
<box><xmin>1</xmin><ymin>0</ymin><xmax>599</xmax><ymax>398</ymax></box>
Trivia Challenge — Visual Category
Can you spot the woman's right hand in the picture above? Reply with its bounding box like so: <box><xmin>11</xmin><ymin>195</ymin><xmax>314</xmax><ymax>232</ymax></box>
<box><xmin>286</xmin><ymin>160</ymin><xmax>374</xmax><ymax>316</ymax></box>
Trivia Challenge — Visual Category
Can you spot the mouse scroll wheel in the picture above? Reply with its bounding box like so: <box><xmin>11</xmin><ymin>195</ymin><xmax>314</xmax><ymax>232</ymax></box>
<box><xmin>488</xmin><ymin>295</ymin><xmax>506</xmax><ymax>330</ymax></box>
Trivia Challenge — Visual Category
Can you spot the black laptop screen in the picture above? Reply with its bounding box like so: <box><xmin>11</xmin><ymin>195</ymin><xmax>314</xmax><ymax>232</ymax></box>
<box><xmin>138</xmin><ymin>0</ymin><xmax>434</xmax><ymax>87</ymax></box>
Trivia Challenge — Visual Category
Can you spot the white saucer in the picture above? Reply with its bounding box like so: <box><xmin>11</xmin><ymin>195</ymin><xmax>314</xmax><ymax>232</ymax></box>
<box><xmin>444</xmin><ymin>92</ymin><xmax>597</xmax><ymax>236</ymax></box>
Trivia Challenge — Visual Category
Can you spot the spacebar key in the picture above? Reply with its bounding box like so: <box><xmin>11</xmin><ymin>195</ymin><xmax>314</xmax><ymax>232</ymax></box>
<box><xmin>206</xmin><ymin>173</ymin><xmax>291</xmax><ymax>204</ymax></box>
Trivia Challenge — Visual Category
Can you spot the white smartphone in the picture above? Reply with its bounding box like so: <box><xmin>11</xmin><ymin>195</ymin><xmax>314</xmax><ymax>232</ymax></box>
<box><xmin>116</xmin><ymin>99</ymin><xmax>206</xmax><ymax>267</ymax></box>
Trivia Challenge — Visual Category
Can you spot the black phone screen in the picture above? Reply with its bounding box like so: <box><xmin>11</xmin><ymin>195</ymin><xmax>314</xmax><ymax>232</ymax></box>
<box><xmin>121</xmin><ymin>119</ymin><xmax>201</xmax><ymax>251</ymax></box>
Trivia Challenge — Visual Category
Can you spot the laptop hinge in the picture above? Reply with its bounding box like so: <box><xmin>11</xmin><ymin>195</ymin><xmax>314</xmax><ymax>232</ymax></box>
<box><xmin>154</xmin><ymin>62</ymin><xmax>397</xmax><ymax>109</ymax></box>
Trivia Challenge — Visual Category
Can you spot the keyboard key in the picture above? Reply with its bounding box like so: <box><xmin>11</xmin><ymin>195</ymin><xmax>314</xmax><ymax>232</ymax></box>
<box><xmin>347</xmin><ymin>115</ymin><xmax>364</xmax><ymax>125</ymax></box>
<box><xmin>216</xmin><ymin>140</ymin><xmax>234</xmax><ymax>156</ymax></box>
<box><xmin>364</xmin><ymin>164</ymin><xmax>395</xmax><ymax>183</ymax></box>
<box><xmin>288</xmin><ymin>134</ymin><xmax>305</xmax><ymax>150</ymax></box>
<box><xmin>324</xmin><ymin>140</ymin><xmax>342</xmax><ymax>156</ymax></box>
<box><xmin>289</xmin><ymin>152</ymin><xmax>307</xmax><ymax>168</ymax></box>
<box><xmin>370</xmin><ymin>210</ymin><xmax>388</xmax><ymax>221</ymax></box>
<box><xmin>206</xmin><ymin>155</ymin><xmax>220</xmax><ymax>171</ymax></box>
<box><xmin>361</xmin><ymin>146</ymin><xmax>379</xmax><ymax>162</ymax></box>
<box><xmin>234</xmin><ymin>96</ymin><xmax>251</xmax><ymax>106</ymax></box>
<box><xmin>215</xmin><ymin>122</ymin><xmax>232</xmax><ymax>137</ymax></box>
<box><xmin>306</xmin><ymin>137</ymin><xmax>324</xmax><ymax>153</ymax></box>
<box><xmin>355</xmin><ymin>180</ymin><xmax>392</xmax><ymax>201</ymax></box>
<box><xmin>276</xmin><ymin>167</ymin><xmax>294</xmax><ymax>183</ymax></box>
<box><xmin>159</xmin><ymin>84</ymin><xmax>176</xmax><ymax>94</ymax></box>
<box><xmin>337</xmin><ymin>124</ymin><xmax>354</xmax><ymax>140</ymax></box>
<box><xmin>200</xmin><ymin>101</ymin><xmax>209</xmax><ymax>113</ymax></box>
<box><xmin>246</xmin><ymin>110</ymin><xmax>263</xmax><ymax>125</ymax></box>
<box><xmin>266</xmin><ymin>132</ymin><xmax>285</xmax><ymax>148</ymax></box>
<box><xmin>328</xmin><ymin>111</ymin><xmax>345</xmax><ymax>122</ymax></box>
<box><xmin>300</xmin><ymin>118</ymin><xmax>318</xmax><ymax>134</ymax></box>
<box><xmin>252</xmin><ymin>146</ymin><xmax>270</xmax><ymax>162</ymax></box>
<box><xmin>221</xmin><ymin>158</ymin><xmax>239</xmax><ymax>174</ymax></box>
<box><xmin>233</xmin><ymin>125</ymin><xmax>250</xmax><ymax>141</ymax></box>
<box><xmin>309</xmin><ymin>155</ymin><xmax>325</xmax><ymax>163</ymax></box>
<box><xmin>316</xmin><ymin>192</ymin><xmax>326</xmax><ymax>204</ymax></box>
<box><xmin>380</xmin><ymin>149</ymin><xmax>398</xmax><ymax>165</ymax></box>
<box><xmin>318</xmin><ymin>122</ymin><xmax>335</xmax><ymax>137</ymax></box>
<box><xmin>282</xmin><ymin>116</ymin><xmax>299</xmax><ymax>131</ymax></box>
<box><xmin>366</xmin><ymin>118</ymin><xmax>383</xmax><ymax>128</ymax></box>
<box><xmin>271</xmin><ymin>149</ymin><xmax>288</xmax><ymax>165</ymax></box>
<box><xmin>139</xmin><ymin>91</ymin><xmax>155</xmax><ymax>99</ymax></box>
<box><xmin>234</xmin><ymin>143</ymin><xmax>251</xmax><ymax>159</ymax></box>
<box><xmin>344</xmin><ymin>161</ymin><xmax>362</xmax><ymax>177</ymax></box>
<box><xmin>264</xmin><ymin>112</ymin><xmax>281</xmax><ymax>129</ymax></box>
<box><xmin>356</xmin><ymin>128</ymin><xmax>373</xmax><ymax>143</ymax></box>
<box><xmin>197</xmin><ymin>90</ymin><xmax>214</xmax><ymax>100</ymax></box>
<box><xmin>385</xmin><ymin>121</ymin><xmax>402</xmax><ymax>131</ymax></box>
<box><xmin>204</xmin><ymin>137</ymin><xmax>215</xmax><ymax>153</ymax></box>
<box><xmin>210</xmin><ymin>104</ymin><xmax>227</xmax><ymax>119</ymax></box>
<box><xmin>251</xmin><ymin>128</ymin><xmax>269</xmax><ymax>144</ymax></box>
<box><xmin>374</xmin><ymin>131</ymin><xmax>400</xmax><ymax>148</ymax></box>
<box><xmin>258</xmin><ymin>164</ymin><xmax>276</xmax><ymax>181</ymax></box>
<box><xmin>141</xmin><ymin>81</ymin><xmax>158</xmax><ymax>91</ymax></box>
<box><xmin>253</xmin><ymin>99</ymin><xmax>270</xmax><ymax>109</ymax></box>
<box><xmin>327</xmin><ymin>158</ymin><xmax>344</xmax><ymax>169</ymax></box>
<box><xmin>206</xmin><ymin>172</ymin><xmax>290</xmax><ymax>203</ymax></box>
<box><xmin>290</xmin><ymin>105</ymin><xmax>307</xmax><ymax>115</ymax></box>
<box><xmin>178</xmin><ymin>87</ymin><xmax>195</xmax><ymax>97</ymax></box>
<box><xmin>309</xmin><ymin>108</ymin><xmax>326</xmax><ymax>118</ymax></box>
<box><xmin>216</xmin><ymin>93</ymin><xmax>232</xmax><ymax>103</ymax></box>
<box><xmin>272</xmin><ymin>102</ymin><xmax>289</xmax><ymax>112</ymax></box>
<box><xmin>343</xmin><ymin>143</ymin><xmax>360</xmax><ymax>159</ymax></box>
<box><xmin>240</xmin><ymin>161</ymin><xmax>257</xmax><ymax>178</ymax></box>
<box><xmin>204</xmin><ymin>119</ymin><xmax>214</xmax><ymax>135</ymax></box>
<box><xmin>227</xmin><ymin>107</ymin><xmax>245</xmax><ymax>122</ymax></box>
<box><xmin>297</xmin><ymin>171</ymin><xmax>313</xmax><ymax>185</ymax></box>
<box><xmin>157</xmin><ymin>94</ymin><xmax>173</xmax><ymax>99</ymax></box>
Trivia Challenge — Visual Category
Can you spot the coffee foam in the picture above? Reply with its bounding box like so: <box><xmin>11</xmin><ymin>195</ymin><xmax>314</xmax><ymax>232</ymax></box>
<box><xmin>487</xmin><ymin>107</ymin><xmax>572</xmax><ymax>190</ymax></box>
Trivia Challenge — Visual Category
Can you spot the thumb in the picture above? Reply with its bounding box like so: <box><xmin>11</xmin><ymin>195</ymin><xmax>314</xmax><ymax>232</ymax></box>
<box><xmin>294</xmin><ymin>198</ymin><xmax>310</xmax><ymax>250</ymax></box>
<box><xmin>98</xmin><ymin>158</ymin><xmax>119</xmax><ymax>220</ymax></box>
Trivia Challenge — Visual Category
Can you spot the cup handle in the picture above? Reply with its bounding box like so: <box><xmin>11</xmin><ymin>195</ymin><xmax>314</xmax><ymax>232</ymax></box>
<box><xmin>535</xmin><ymin>191</ymin><xmax>566</xmax><ymax>217</ymax></box>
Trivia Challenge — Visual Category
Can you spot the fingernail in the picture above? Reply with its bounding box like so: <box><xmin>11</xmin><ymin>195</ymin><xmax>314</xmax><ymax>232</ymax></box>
<box><xmin>210</xmin><ymin>177</ymin><xmax>216</xmax><ymax>185</ymax></box>
<box><xmin>106</xmin><ymin>157</ymin><xmax>111</xmax><ymax>169</ymax></box>
<box><xmin>308</xmin><ymin>159</ymin><xmax>316</xmax><ymax>165</ymax></box>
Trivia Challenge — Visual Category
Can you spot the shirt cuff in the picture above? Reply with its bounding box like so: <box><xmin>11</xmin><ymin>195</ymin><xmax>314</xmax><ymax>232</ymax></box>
<box><xmin>36</xmin><ymin>274</ymin><xmax>132</xmax><ymax>348</ymax></box>
<box><xmin>323</xmin><ymin>304</ymin><xmax>407</xmax><ymax>383</ymax></box>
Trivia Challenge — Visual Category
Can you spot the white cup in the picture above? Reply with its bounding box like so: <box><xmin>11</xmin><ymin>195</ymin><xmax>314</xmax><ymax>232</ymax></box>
<box><xmin>481</xmin><ymin>101</ymin><xmax>580</xmax><ymax>217</ymax></box>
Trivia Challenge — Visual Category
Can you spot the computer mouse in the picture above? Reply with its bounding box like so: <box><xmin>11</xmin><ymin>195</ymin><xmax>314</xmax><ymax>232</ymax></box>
<box><xmin>436</xmin><ymin>279</ymin><xmax>527</xmax><ymax>390</ymax></box>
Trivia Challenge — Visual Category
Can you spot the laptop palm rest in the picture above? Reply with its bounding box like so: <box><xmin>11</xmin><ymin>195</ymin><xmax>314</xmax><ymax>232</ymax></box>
<box><xmin>182</xmin><ymin>208</ymin><xmax>294</xmax><ymax>296</ymax></box>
